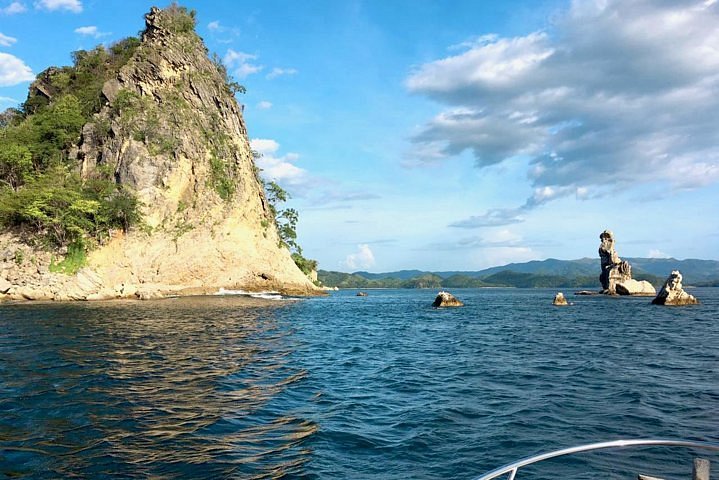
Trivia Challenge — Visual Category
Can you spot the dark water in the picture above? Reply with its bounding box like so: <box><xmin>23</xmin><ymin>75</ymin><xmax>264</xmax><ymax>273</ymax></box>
<box><xmin>1</xmin><ymin>289</ymin><xmax>717</xmax><ymax>479</ymax></box>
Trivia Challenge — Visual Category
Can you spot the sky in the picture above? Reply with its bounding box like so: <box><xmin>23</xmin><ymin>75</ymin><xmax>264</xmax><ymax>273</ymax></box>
<box><xmin>1</xmin><ymin>0</ymin><xmax>718</xmax><ymax>272</ymax></box>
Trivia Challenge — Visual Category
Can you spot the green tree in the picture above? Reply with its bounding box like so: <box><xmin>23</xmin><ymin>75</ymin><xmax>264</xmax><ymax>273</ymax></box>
<box><xmin>27</xmin><ymin>94</ymin><xmax>85</xmax><ymax>168</ymax></box>
<box><xmin>0</xmin><ymin>143</ymin><xmax>33</xmax><ymax>191</ymax></box>
<box><xmin>262</xmin><ymin>180</ymin><xmax>318</xmax><ymax>274</ymax></box>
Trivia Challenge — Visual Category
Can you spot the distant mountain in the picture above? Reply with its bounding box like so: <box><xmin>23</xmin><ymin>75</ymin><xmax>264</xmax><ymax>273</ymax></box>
<box><xmin>446</xmin><ymin>257</ymin><xmax>598</xmax><ymax>279</ymax></box>
<box><xmin>624</xmin><ymin>258</ymin><xmax>719</xmax><ymax>282</ymax></box>
<box><xmin>351</xmin><ymin>270</ymin><xmax>427</xmax><ymax>280</ymax></box>
<box><xmin>319</xmin><ymin>257</ymin><xmax>719</xmax><ymax>289</ymax></box>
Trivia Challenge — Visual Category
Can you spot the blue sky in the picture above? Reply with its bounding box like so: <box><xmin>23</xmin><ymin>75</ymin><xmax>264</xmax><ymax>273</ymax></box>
<box><xmin>1</xmin><ymin>0</ymin><xmax>718</xmax><ymax>272</ymax></box>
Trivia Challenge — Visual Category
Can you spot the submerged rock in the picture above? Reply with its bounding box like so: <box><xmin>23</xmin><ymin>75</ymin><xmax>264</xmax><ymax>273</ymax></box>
<box><xmin>432</xmin><ymin>291</ymin><xmax>464</xmax><ymax>308</ymax></box>
<box><xmin>652</xmin><ymin>270</ymin><xmax>698</xmax><ymax>306</ymax></box>
<box><xmin>553</xmin><ymin>292</ymin><xmax>569</xmax><ymax>306</ymax></box>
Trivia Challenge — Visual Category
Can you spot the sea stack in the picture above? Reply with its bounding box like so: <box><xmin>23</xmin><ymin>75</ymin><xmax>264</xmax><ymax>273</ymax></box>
<box><xmin>652</xmin><ymin>270</ymin><xmax>699</xmax><ymax>306</ymax></box>
<box><xmin>0</xmin><ymin>6</ymin><xmax>318</xmax><ymax>301</ymax></box>
<box><xmin>598</xmin><ymin>230</ymin><xmax>656</xmax><ymax>296</ymax></box>
<box><xmin>433</xmin><ymin>291</ymin><xmax>464</xmax><ymax>308</ymax></box>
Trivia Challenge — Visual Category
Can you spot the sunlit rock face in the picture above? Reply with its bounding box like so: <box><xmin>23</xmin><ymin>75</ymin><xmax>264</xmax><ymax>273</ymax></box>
<box><xmin>598</xmin><ymin>230</ymin><xmax>656</xmax><ymax>296</ymax></box>
<box><xmin>432</xmin><ymin>291</ymin><xmax>464</xmax><ymax>308</ymax></box>
<box><xmin>553</xmin><ymin>292</ymin><xmax>568</xmax><ymax>306</ymax></box>
<box><xmin>0</xmin><ymin>6</ymin><xmax>318</xmax><ymax>302</ymax></box>
<box><xmin>652</xmin><ymin>270</ymin><xmax>699</xmax><ymax>306</ymax></box>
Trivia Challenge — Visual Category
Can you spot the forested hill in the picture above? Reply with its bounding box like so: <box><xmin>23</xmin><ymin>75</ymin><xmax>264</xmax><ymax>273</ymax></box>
<box><xmin>319</xmin><ymin>257</ymin><xmax>719</xmax><ymax>289</ymax></box>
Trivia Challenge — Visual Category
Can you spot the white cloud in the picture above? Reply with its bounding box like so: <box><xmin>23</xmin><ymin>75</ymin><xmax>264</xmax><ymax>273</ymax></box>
<box><xmin>266</xmin><ymin>67</ymin><xmax>298</xmax><ymax>79</ymax></box>
<box><xmin>648</xmin><ymin>249</ymin><xmax>670</xmax><ymax>258</ymax></box>
<box><xmin>450</xmin><ymin>208</ymin><xmax>525</xmax><ymax>228</ymax></box>
<box><xmin>73</xmin><ymin>25</ymin><xmax>109</xmax><ymax>38</ymax></box>
<box><xmin>35</xmin><ymin>0</ymin><xmax>81</xmax><ymax>12</ymax></box>
<box><xmin>1</xmin><ymin>1</ymin><xmax>26</xmax><ymax>14</ymax></box>
<box><xmin>257</xmin><ymin>100</ymin><xmax>273</xmax><ymax>110</ymax></box>
<box><xmin>408</xmin><ymin>0</ymin><xmax>719</xmax><ymax>212</ymax></box>
<box><xmin>223</xmin><ymin>49</ymin><xmax>263</xmax><ymax>79</ymax></box>
<box><xmin>207</xmin><ymin>20</ymin><xmax>239</xmax><ymax>42</ymax></box>
<box><xmin>0</xmin><ymin>52</ymin><xmax>34</xmax><ymax>86</ymax></box>
<box><xmin>250</xmin><ymin>138</ymin><xmax>279</xmax><ymax>155</ymax></box>
<box><xmin>250</xmin><ymin>138</ymin><xmax>308</xmax><ymax>188</ymax></box>
<box><xmin>0</xmin><ymin>32</ymin><xmax>17</xmax><ymax>47</ymax></box>
<box><xmin>343</xmin><ymin>244</ymin><xmax>376</xmax><ymax>270</ymax></box>
<box><xmin>0</xmin><ymin>95</ymin><xmax>18</xmax><ymax>104</ymax></box>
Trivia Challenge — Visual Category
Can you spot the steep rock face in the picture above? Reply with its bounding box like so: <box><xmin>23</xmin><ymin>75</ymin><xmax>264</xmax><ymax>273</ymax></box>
<box><xmin>1</xmin><ymin>7</ymin><xmax>317</xmax><ymax>301</ymax></box>
<box><xmin>598</xmin><ymin>230</ymin><xmax>656</xmax><ymax>296</ymax></box>
<box><xmin>652</xmin><ymin>270</ymin><xmax>699</xmax><ymax>306</ymax></box>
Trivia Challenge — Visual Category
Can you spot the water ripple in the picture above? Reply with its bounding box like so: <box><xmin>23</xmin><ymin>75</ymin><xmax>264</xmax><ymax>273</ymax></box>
<box><xmin>1</xmin><ymin>289</ymin><xmax>718</xmax><ymax>478</ymax></box>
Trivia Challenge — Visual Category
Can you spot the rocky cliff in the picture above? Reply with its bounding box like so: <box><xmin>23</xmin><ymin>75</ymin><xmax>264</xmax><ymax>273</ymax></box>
<box><xmin>0</xmin><ymin>6</ymin><xmax>318</xmax><ymax>301</ymax></box>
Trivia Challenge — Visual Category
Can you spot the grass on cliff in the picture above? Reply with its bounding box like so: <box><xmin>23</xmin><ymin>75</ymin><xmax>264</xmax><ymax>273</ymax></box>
<box><xmin>49</xmin><ymin>242</ymin><xmax>87</xmax><ymax>275</ymax></box>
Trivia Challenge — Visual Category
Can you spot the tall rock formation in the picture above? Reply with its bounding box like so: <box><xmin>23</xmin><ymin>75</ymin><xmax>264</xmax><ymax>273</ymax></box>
<box><xmin>0</xmin><ymin>6</ymin><xmax>318</xmax><ymax>301</ymax></box>
<box><xmin>652</xmin><ymin>270</ymin><xmax>699</xmax><ymax>305</ymax></box>
<box><xmin>598</xmin><ymin>230</ymin><xmax>656</xmax><ymax>296</ymax></box>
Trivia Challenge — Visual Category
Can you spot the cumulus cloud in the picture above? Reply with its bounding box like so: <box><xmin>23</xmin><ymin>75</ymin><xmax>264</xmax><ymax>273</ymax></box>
<box><xmin>266</xmin><ymin>67</ymin><xmax>298</xmax><ymax>79</ymax></box>
<box><xmin>74</xmin><ymin>26</ymin><xmax>109</xmax><ymax>38</ymax></box>
<box><xmin>0</xmin><ymin>32</ymin><xmax>17</xmax><ymax>47</ymax></box>
<box><xmin>408</xmin><ymin>0</ymin><xmax>719</xmax><ymax>209</ymax></box>
<box><xmin>35</xmin><ymin>0</ymin><xmax>81</xmax><ymax>12</ymax></box>
<box><xmin>257</xmin><ymin>100</ymin><xmax>273</xmax><ymax>110</ymax></box>
<box><xmin>343</xmin><ymin>244</ymin><xmax>376</xmax><ymax>270</ymax></box>
<box><xmin>250</xmin><ymin>138</ymin><xmax>380</xmax><ymax>206</ymax></box>
<box><xmin>207</xmin><ymin>20</ymin><xmax>221</xmax><ymax>31</ymax></box>
<box><xmin>0</xmin><ymin>52</ymin><xmax>34</xmax><ymax>86</ymax></box>
<box><xmin>250</xmin><ymin>138</ymin><xmax>309</xmax><ymax>189</ymax></box>
<box><xmin>1</xmin><ymin>2</ymin><xmax>26</xmax><ymax>14</ymax></box>
<box><xmin>223</xmin><ymin>49</ymin><xmax>263</xmax><ymax>79</ymax></box>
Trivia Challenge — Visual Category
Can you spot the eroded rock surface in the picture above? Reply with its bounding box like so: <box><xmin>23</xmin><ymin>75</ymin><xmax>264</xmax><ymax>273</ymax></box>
<box><xmin>1</xmin><ymin>6</ymin><xmax>318</xmax><ymax>302</ymax></box>
<box><xmin>432</xmin><ymin>291</ymin><xmax>464</xmax><ymax>308</ymax></box>
<box><xmin>553</xmin><ymin>292</ymin><xmax>569</xmax><ymax>306</ymax></box>
<box><xmin>598</xmin><ymin>230</ymin><xmax>656</xmax><ymax>296</ymax></box>
<box><xmin>652</xmin><ymin>270</ymin><xmax>698</xmax><ymax>306</ymax></box>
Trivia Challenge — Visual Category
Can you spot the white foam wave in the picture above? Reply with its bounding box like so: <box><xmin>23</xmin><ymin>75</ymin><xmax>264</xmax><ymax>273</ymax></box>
<box><xmin>215</xmin><ymin>288</ymin><xmax>285</xmax><ymax>300</ymax></box>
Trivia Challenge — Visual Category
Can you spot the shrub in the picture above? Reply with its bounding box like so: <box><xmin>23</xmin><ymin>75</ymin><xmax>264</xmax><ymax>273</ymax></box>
<box><xmin>49</xmin><ymin>241</ymin><xmax>87</xmax><ymax>275</ymax></box>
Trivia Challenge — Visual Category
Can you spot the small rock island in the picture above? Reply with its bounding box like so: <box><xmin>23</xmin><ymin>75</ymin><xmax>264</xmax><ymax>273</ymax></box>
<box><xmin>598</xmin><ymin>230</ymin><xmax>656</xmax><ymax>296</ymax></box>
<box><xmin>652</xmin><ymin>270</ymin><xmax>699</xmax><ymax>306</ymax></box>
<box><xmin>433</xmin><ymin>291</ymin><xmax>464</xmax><ymax>308</ymax></box>
<box><xmin>553</xmin><ymin>292</ymin><xmax>569</xmax><ymax>306</ymax></box>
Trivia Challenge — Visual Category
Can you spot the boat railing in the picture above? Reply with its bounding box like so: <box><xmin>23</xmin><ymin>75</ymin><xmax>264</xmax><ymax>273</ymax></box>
<box><xmin>474</xmin><ymin>439</ymin><xmax>719</xmax><ymax>480</ymax></box>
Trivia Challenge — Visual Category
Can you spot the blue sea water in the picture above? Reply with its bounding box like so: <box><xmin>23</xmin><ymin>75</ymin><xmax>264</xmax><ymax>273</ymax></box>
<box><xmin>0</xmin><ymin>288</ymin><xmax>717</xmax><ymax>479</ymax></box>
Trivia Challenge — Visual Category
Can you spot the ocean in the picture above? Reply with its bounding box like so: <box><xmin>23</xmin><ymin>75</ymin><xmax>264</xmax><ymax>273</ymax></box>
<box><xmin>1</xmin><ymin>288</ymin><xmax>717</xmax><ymax>479</ymax></box>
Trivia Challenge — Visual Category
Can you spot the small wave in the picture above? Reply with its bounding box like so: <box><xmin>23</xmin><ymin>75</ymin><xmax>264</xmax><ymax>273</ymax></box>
<box><xmin>214</xmin><ymin>288</ymin><xmax>285</xmax><ymax>301</ymax></box>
